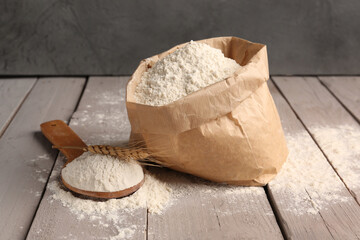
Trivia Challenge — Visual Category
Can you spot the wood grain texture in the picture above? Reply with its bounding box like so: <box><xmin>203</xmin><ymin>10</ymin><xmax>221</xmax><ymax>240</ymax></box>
<box><xmin>1</xmin><ymin>0</ymin><xmax>360</xmax><ymax>75</ymax></box>
<box><xmin>148</xmin><ymin>169</ymin><xmax>283</xmax><ymax>240</ymax></box>
<box><xmin>28</xmin><ymin>77</ymin><xmax>283</xmax><ymax>240</ymax></box>
<box><xmin>273</xmin><ymin>76</ymin><xmax>360</xmax><ymax>203</ymax></box>
<box><xmin>27</xmin><ymin>77</ymin><xmax>147</xmax><ymax>240</ymax></box>
<box><xmin>0</xmin><ymin>78</ymin><xmax>36</xmax><ymax>137</ymax></box>
<box><xmin>0</xmin><ymin>78</ymin><xmax>85</xmax><ymax>240</ymax></box>
<box><xmin>267</xmin><ymin>80</ymin><xmax>360</xmax><ymax>239</ymax></box>
<box><xmin>319</xmin><ymin>76</ymin><xmax>360</xmax><ymax>122</ymax></box>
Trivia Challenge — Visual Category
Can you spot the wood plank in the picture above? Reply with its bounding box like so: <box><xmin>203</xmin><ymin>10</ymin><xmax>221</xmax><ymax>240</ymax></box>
<box><xmin>148</xmin><ymin>169</ymin><xmax>283</xmax><ymax>240</ymax></box>
<box><xmin>267</xmin><ymin>80</ymin><xmax>360</xmax><ymax>239</ymax></box>
<box><xmin>29</xmin><ymin>77</ymin><xmax>283</xmax><ymax>240</ymax></box>
<box><xmin>319</xmin><ymin>76</ymin><xmax>360</xmax><ymax>122</ymax></box>
<box><xmin>0</xmin><ymin>78</ymin><xmax>85</xmax><ymax>240</ymax></box>
<box><xmin>0</xmin><ymin>78</ymin><xmax>36</xmax><ymax>137</ymax></box>
<box><xmin>273</xmin><ymin>76</ymin><xmax>360</xmax><ymax>203</ymax></box>
<box><xmin>27</xmin><ymin>77</ymin><xmax>147</xmax><ymax>240</ymax></box>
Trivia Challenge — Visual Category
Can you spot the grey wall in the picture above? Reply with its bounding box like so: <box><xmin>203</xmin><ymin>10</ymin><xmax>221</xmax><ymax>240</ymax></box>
<box><xmin>1</xmin><ymin>0</ymin><xmax>359</xmax><ymax>75</ymax></box>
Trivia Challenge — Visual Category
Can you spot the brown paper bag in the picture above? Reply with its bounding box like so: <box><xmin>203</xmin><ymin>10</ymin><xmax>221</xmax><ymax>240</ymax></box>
<box><xmin>126</xmin><ymin>36</ymin><xmax>288</xmax><ymax>186</ymax></box>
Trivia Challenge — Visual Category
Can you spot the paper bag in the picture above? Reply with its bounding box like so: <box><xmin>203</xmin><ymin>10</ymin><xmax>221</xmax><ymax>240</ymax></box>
<box><xmin>126</xmin><ymin>36</ymin><xmax>288</xmax><ymax>186</ymax></box>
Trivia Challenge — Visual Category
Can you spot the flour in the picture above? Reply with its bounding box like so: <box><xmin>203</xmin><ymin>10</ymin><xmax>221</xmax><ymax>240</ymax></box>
<box><xmin>270</xmin><ymin>124</ymin><xmax>359</xmax><ymax>216</ymax></box>
<box><xmin>28</xmin><ymin>153</ymin><xmax>50</xmax><ymax>163</ymax></box>
<box><xmin>111</xmin><ymin>226</ymin><xmax>136</xmax><ymax>240</ymax></box>
<box><xmin>50</xmin><ymin>171</ymin><xmax>171</xmax><ymax>216</ymax></box>
<box><xmin>37</xmin><ymin>177</ymin><xmax>47</xmax><ymax>183</ymax></box>
<box><xmin>47</xmin><ymin>164</ymin><xmax>267</xmax><ymax>239</ymax></box>
<box><xmin>45</xmin><ymin>124</ymin><xmax>359</xmax><ymax>238</ymax></box>
<box><xmin>61</xmin><ymin>152</ymin><xmax>144</xmax><ymax>192</ymax></box>
<box><xmin>269</xmin><ymin>131</ymin><xmax>350</xmax><ymax>215</ymax></box>
<box><xmin>48</xmin><ymin>171</ymin><xmax>172</xmax><ymax>239</ymax></box>
<box><xmin>70</xmin><ymin>89</ymin><xmax>128</xmax><ymax>145</ymax></box>
<box><xmin>311</xmin><ymin>125</ymin><xmax>360</xmax><ymax>188</ymax></box>
<box><xmin>135</xmin><ymin>41</ymin><xmax>241</xmax><ymax>106</ymax></box>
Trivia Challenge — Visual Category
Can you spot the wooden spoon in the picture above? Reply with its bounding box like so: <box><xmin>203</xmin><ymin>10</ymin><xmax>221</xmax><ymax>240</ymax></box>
<box><xmin>40</xmin><ymin>120</ymin><xmax>144</xmax><ymax>199</ymax></box>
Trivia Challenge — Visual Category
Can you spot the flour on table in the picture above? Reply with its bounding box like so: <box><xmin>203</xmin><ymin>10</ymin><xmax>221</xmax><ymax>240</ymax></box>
<box><xmin>269</xmin><ymin>130</ymin><xmax>351</xmax><ymax>215</ymax></box>
<box><xmin>70</xmin><ymin>89</ymin><xmax>129</xmax><ymax>145</ymax></box>
<box><xmin>37</xmin><ymin>177</ymin><xmax>47</xmax><ymax>183</ymax></box>
<box><xmin>61</xmin><ymin>152</ymin><xmax>144</xmax><ymax>192</ymax></box>
<box><xmin>111</xmin><ymin>226</ymin><xmax>136</xmax><ymax>240</ymax></box>
<box><xmin>48</xmin><ymin>162</ymin><xmax>265</xmax><ymax>239</ymax></box>
<box><xmin>48</xmin><ymin>170</ymin><xmax>171</xmax><ymax>239</ymax></box>
<box><xmin>38</xmin><ymin>154</ymin><xmax>50</xmax><ymax>159</ymax></box>
<box><xmin>50</xmin><ymin>171</ymin><xmax>171</xmax><ymax>216</ymax></box>
<box><xmin>311</xmin><ymin>124</ymin><xmax>360</xmax><ymax>199</ymax></box>
<box><xmin>28</xmin><ymin>153</ymin><xmax>50</xmax><ymax>163</ymax></box>
<box><xmin>135</xmin><ymin>41</ymin><xmax>241</xmax><ymax>106</ymax></box>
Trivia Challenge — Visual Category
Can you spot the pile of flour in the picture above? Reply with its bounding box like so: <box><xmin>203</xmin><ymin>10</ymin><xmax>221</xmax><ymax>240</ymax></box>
<box><xmin>61</xmin><ymin>152</ymin><xmax>144</xmax><ymax>192</ymax></box>
<box><xmin>135</xmin><ymin>41</ymin><xmax>241</xmax><ymax>106</ymax></box>
<box><xmin>50</xmin><ymin>171</ymin><xmax>172</xmax><ymax>215</ymax></box>
<box><xmin>48</xmin><ymin>170</ymin><xmax>172</xmax><ymax>240</ymax></box>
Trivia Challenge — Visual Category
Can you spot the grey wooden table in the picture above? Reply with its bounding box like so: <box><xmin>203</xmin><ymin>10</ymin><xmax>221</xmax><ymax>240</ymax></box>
<box><xmin>0</xmin><ymin>76</ymin><xmax>359</xmax><ymax>240</ymax></box>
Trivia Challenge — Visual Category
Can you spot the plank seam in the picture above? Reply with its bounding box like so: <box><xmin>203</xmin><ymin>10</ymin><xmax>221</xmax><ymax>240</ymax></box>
<box><xmin>264</xmin><ymin>186</ymin><xmax>288</xmax><ymax>240</ymax></box>
<box><xmin>71</xmin><ymin>77</ymin><xmax>90</xmax><ymax>115</ymax></box>
<box><xmin>212</xmin><ymin>202</ymin><xmax>221</xmax><ymax>228</ymax></box>
<box><xmin>0</xmin><ymin>79</ymin><xmax>38</xmax><ymax>138</ymax></box>
<box><xmin>146</xmin><ymin>209</ymin><xmax>149</xmax><ymax>240</ymax></box>
<box><xmin>24</xmin><ymin>77</ymin><xmax>89</xmax><ymax>239</ymax></box>
<box><xmin>304</xmin><ymin>189</ymin><xmax>335</xmax><ymax>240</ymax></box>
<box><xmin>318</xmin><ymin>77</ymin><xmax>360</xmax><ymax>125</ymax></box>
<box><xmin>271</xmin><ymin>77</ymin><xmax>360</xmax><ymax>206</ymax></box>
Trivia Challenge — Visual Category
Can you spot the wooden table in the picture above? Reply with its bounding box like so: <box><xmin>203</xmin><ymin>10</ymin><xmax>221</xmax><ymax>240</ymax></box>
<box><xmin>0</xmin><ymin>76</ymin><xmax>359</xmax><ymax>240</ymax></box>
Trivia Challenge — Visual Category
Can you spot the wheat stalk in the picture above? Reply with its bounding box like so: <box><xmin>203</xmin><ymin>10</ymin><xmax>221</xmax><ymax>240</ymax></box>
<box><xmin>53</xmin><ymin>145</ymin><xmax>167</xmax><ymax>167</ymax></box>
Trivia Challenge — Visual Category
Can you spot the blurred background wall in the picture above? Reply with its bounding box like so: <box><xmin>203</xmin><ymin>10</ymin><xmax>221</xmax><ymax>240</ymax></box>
<box><xmin>1</xmin><ymin>0</ymin><xmax>359</xmax><ymax>76</ymax></box>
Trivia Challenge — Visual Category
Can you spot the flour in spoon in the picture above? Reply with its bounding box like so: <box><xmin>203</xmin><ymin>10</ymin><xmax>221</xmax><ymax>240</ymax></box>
<box><xmin>61</xmin><ymin>152</ymin><xmax>144</xmax><ymax>192</ymax></box>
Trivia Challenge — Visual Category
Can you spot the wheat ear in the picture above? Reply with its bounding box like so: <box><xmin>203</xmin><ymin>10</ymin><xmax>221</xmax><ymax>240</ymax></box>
<box><xmin>53</xmin><ymin>145</ymin><xmax>166</xmax><ymax>167</ymax></box>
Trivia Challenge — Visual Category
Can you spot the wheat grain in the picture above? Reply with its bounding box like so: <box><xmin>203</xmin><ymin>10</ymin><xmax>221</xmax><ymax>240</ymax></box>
<box><xmin>53</xmin><ymin>145</ymin><xmax>167</xmax><ymax>167</ymax></box>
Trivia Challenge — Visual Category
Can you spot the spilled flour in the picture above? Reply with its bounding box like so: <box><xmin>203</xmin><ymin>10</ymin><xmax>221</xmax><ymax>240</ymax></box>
<box><xmin>47</xmin><ymin>163</ymin><xmax>264</xmax><ymax>239</ymax></box>
<box><xmin>135</xmin><ymin>41</ymin><xmax>241</xmax><ymax>106</ymax></box>
<box><xmin>312</xmin><ymin>124</ymin><xmax>360</xmax><ymax>190</ymax></box>
<box><xmin>50</xmin><ymin>171</ymin><xmax>171</xmax><ymax>215</ymax></box>
<box><xmin>269</xmin><ymin>125</ymin><xmax>360</xmax><ymax>215</ymax></box>
<box><xmin>43</xmin><ymin>123</ymin><xmax>360</xmax><ymax>238</ymax></box>
<box><xmin>70</xmin><ymin>89</ymin><xmax>129</xmax><ymax>145</ymax></box>
<box><xmin>62</xmin><ymin>152</ymin><xmax>144</xmax><ymax>192</ymax></box>
<box><xmin>48</xmin><ymin>170</ymin><xmax>171</xmax><ymax>239</ymax></box>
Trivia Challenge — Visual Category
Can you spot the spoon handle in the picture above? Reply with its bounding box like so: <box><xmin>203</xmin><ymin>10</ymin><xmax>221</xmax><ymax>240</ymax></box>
<box><xmin>40</xmin><ymin>120</ymin><xmax>87</xmax><ymax>165</ymax></box>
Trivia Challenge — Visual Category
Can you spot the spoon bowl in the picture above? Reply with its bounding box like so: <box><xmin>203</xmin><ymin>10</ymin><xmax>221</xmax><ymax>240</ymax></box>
<box><xmin>61</xmin><ymin>175</ymin><xmax>144</xmax><ymax>199</ymax></box>
<box><xmin>40</xmin><ymin>120</ymin><xmax>145</xmax><ymax>199</ymax></box>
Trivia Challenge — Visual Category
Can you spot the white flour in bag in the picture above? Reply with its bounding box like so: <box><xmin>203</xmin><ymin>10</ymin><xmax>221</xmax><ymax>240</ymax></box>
<box><xmin>135</xmin><ymin>41</ymin><xmax>241</xmax><ymax>106</ymax></box>
<box><xmin>61</xmin><ymin>152</ymin><xmax>144</xmax><ymax>192</ymax></box>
